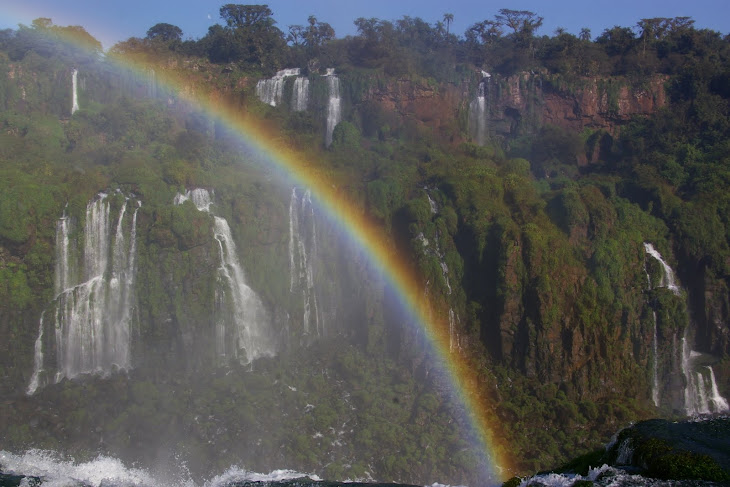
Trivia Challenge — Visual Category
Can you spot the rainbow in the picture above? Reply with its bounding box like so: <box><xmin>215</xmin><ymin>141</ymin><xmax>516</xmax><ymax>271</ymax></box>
<box><xmin>6</xmin><ymin>21</ymin><xmax>513</xmax><ymax>483</ymax></box>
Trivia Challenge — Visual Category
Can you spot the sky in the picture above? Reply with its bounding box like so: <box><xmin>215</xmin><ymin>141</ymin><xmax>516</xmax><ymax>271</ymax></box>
<box><xmin>1</xmin><ymin>0</ymin><xmax>728</xmax><ymax>50</ymax></box>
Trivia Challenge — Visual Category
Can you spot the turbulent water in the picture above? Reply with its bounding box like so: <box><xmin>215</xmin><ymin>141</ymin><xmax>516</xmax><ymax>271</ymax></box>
<box><xmin>28</xmin><ymin>193</ymin><xmax>140</xmax><ymax>394</ymax></box>
<box><xmin>2</xmin><ymin>447</ymin><xmax>727</xmax><ymax>487</ymax></box>
<box><xmin>0</xmin><ymin>450</ymin><xmax>428</xmax><ymax>487</ymax></box>
<box><xmin>515</xmin><ymin>464</ymin><xmax>723</xmax><ymax>486</ymax></box>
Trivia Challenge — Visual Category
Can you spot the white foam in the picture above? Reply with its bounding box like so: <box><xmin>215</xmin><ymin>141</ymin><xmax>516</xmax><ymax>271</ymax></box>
<box><xmin>204</xmin><ymin>467</ymin><xmax>320</xmax><ymax>487</ymax></box>
<box><xmin>0</xmin><ymin>450</ymin><xmax>156</xmax><ymax>487</ymax></box>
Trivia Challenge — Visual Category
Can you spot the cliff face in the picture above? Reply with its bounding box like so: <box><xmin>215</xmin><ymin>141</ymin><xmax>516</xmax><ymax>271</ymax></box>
<box><xmin>492</xmin><ymin>73</ymin><xmax>668</xmax><ymax>134</ymax></box>
<box><xmin>358</xmin><ymin>72</ymin><xmax>667</xmax><ymax>144</ymax></box>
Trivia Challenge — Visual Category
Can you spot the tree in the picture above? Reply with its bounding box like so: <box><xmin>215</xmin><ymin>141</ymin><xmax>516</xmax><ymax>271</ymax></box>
<box><xmin>219</xmin><ymin>4</ymin><xmax>274</xmax><ymax>29</ymax></box>
<box><xmin>579</xmin><ymin>28</ymin><xmax>592</xmax><ymax>42</ymax></box>
<box><xmin>443</xmin><ymin>13</ymin><xmax>454</xmax><ymax>36</ymax></box>
<box><xmin>146</xmin><ymin>23</ymin><xmax>183</xmax><ymax>43</ymax></box>
<box><xmin>596</xmin><ymin>26</ymin><xmax>636</xmax><ymax>55</ymax></box>
<box><xmin>466</xmin><ymin>20</ymin><xmax>502</xmax><ymax>46</ymax></box>
<box><xmin>205</xmin><ymin>4</ymin><xmax>286</xmax><ymax>68</ymax></box>
<box><xmin>495</xmin><ymin>9</ymin><xmax>543</xmax><ymax>59</ymax></box>
<box><xmin>287</xmin><ymin>24</ymin><xmax>304</xmax><ymax>46</ymax></box>
<box><xmin>57</xmin><ymin>25</ymin><xmax>102</xmax><ymax>54</ymax></box>
<box><xmin>495</xmin><ymin>9</ymin><xmax>543</xmax><ymax>37</ymax></box>
<box><xmin>304</xmin><ymin>15</ymin><xmax>335</xmax><ymax>50</ymax></box>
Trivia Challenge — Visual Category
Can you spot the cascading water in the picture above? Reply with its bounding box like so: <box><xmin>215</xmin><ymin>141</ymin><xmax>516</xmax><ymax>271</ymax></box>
<box><xmin>255</xmin><ymin>68</ymin><xmax>301</xmax><ymax>107</ymax></box>
<box><xmin>28</xmin><ymin>193</ymin><xmax>140</xmax><ymax>394</ymax></box>
<box><xmin>175</xmin><ymin>189</ymin><xmax>275</xmax><ymax>363</ymax></box>
<box><xmin>707</xmin><ymin>367</ymin><xmax>730</xmax><ymax>412</ymax></box>
<box><xmin>644</xmin><ymin>242</ymin><xmax>728</xmax><ymax>414</ymax></box>
<box><xmin>324</xmin><ymin>70</ymin><xmax>341</xmax><ymax>147</ymax></box>
<box><xmin>643</xmin><ymin>243</ymin><xmax>680</xmax><ymax>295</ymax></box>
<box><xmin>289</xmin><ymin>188</ymin><xmax>323</xmax><ymax>337</ymax></box>
<box><xmin>421</xmin><ymin>190</ymin><xmax>460</xmax><ymax>352</ymax></box>
<box><xmin>71</xmin><ymin>68</ymin><xmax>79</xmax><ymax>114</ymax></box>
<box><xmin>682</xmin><ymin>342</ymin><xmax>730</xmax><ymax>415</ymax></box>
<box><xmin>651</xmin><ymin>311</ymin><xmax>660</xmax><ymax>407</ymax></box>
<box><xmin>292</xmin><ymin>77</ymin><xmax>309</xmax><ymax>112</ymax></box>
<box><xmin>147</xmin><ymin>68</ymin><xmax>157</xmax><ymax>98</ymax></box>
<box><xmin>468</xmin><ymin>72</ymin><xmax>490</xmax><ymax>146</ymax></box>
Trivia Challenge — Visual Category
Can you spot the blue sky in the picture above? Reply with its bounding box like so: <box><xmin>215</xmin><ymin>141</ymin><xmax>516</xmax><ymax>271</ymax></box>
<box><xmin>2</xmin><ymin>0</ymin><xmax>728</xmax><ymax>50</ymax></box>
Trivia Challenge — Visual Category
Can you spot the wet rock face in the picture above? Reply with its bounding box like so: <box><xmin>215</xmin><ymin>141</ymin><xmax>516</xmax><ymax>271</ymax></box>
<box><xmin>607</xmin><ymin>418</ymin><xmax>730</xmax><ymax>482</ymax></box>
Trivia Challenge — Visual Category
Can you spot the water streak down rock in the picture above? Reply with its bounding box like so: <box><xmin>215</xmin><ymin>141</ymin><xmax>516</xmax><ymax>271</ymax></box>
<box><xmin>175</xmin><ymin>189</ymin><xmax>275</xmax><ymax>364</ymax></box>
<box><xmin>325</xmin><ymin>70</ymin><xmax>341</xmax><ymax>146</ymax></box>
<box><xmin>289</xmin><ymin>188</ymin><xmax>323</xmax><ymax>339</ymax></box>
<box><xmin>468</xmin><ymin>73</ymin><xmax>489</xmax><ymax>146</ymax></box>
<box><xmin>28</xmin><ymin>193</ymin><xmax>139</xmax><ymax>394</ymax></box>
<box><xmin>292</xmin><ymin>77</ymin><xmax>309</xmax><ymax>112</ymax></box>
<box><xmin>71</xmin><ymin>68</ymin><xmax>79</xmax><ymax>114</ymax></box>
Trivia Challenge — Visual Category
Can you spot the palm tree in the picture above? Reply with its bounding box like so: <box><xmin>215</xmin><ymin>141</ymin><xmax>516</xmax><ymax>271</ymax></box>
<box><xmin>443</xmin><ymin>13</ymin><xmax>454</xmax><ymax>36</ymax></box>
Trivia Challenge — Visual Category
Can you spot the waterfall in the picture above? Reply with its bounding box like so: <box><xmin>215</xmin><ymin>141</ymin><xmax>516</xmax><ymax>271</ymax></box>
<box><xmin>175</xmin><ymin>189</ymin><xmax>274</xmax><ymax>363</ymax></box>
<box><xmin>643</xmin><ymin>242</ymin><xmax>730</xmax><ymax>414</ymax></box>
<box><xmin>213</xmin><ymin>217</ymin><xmax>274</xmax><ymax>362</ymax></box>
<box><xmin>468</xmin><ymin>73</ymin><xmax>489</xmax><ymax>146</ymax></box>
<box><xmin>292</xmin><ymin>77</ymin><xmax>309</xmax><ymax>112</ymax></box>
<box><xmin>255</xmin><ymin>68</ymin><xmax>301</xmax><ymax>107</ymax></box>
<box><xmin>174</xmin><ymin>187</ymin><xmax>213</xmax><ymax>212</ymax></box>
<box><xmin>683</xmin><ymin>340</ymin><xmax>707</xmax><ymax>415</ymax></box>
<box><xmin>71</xmin><ymin>68</ymin><xmax>79</xmax><ymax>114</ymax></box>
<box><xmin>643</xmin><ymin>243</ymin><xmax>680</xmax><ymax>295</ymax></box>
<box><xmin>448</xmin><ymin>308</ymin><xmax>461</xmax><ymax>353</ymax></box>
<box><xmin>289</xmin><ymin>188</ymin><xmax>323</xmax><ymax>337</ymax></box>
<box><xmin>707</xmin><ymin>367</ymin><xmax>730</xmax><ymax>412</ymax></box>
<box><xmin>427</xmin><ymin>192</ymin><xmax>438</xmax><ymax>215</ymax></box>
<box><xmin>55</xmin><ymin>209</ymin><xmax>72</xmax><ymax>295</ymax></box>
<box><xmin>147</xmin><ymin>68</ymin><xmax>157</xmax><ymax>98</ymax></box>
<box><xmin>615</xmin><ymin>439</ymin><xmax>634</xmax><ymax>465</ymax></box>
<box><xmin>645</xmin><ymin>251</ymin><xmax>661</xmax><ymax>407</ymax></box>
<box><xmin>652</xmin><ymin>312</ymin><xmax>660</xmax><ymax>407</ymax></box>
<box><xmin>325</xmin><ymin>70</ymin><xmax>341</xmax><ymax>147</ymax></box>
<box><xmin>26</xmin><ymin>314</ymin><xmax>45</xmax><ymax>395</ymax></box>
<box><xmin>682</xmin><ymin>338</ymin><xmax>730</xmax><ymax>415</ymax></box>
<box><xmin>28</xmin><ymin>193</ymin><xmax>140</xmax><ymax>394</ymax></box>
